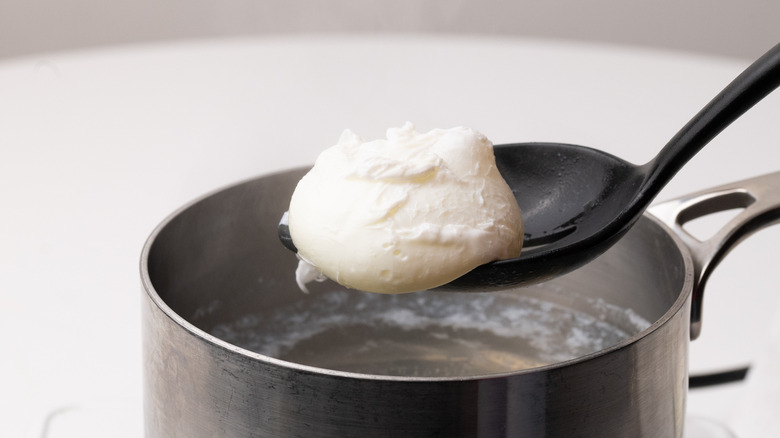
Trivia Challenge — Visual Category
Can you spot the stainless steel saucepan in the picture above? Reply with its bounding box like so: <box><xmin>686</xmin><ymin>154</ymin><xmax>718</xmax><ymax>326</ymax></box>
<box><xmin>141</xmin><ymin>169</ymin><xmax>780</xmax><ymax>437</ymax></box>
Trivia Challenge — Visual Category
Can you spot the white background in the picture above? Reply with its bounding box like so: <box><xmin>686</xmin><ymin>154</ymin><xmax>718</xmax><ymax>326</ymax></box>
<box><xmin>1</xmin><ymin>0</ymin><xmax>779</xmax><ymax>60</ymax></box>
<box><xmin>2</xmin><ymin>3</ymin><xmax>780</xmax><ymax>437</ymax></box>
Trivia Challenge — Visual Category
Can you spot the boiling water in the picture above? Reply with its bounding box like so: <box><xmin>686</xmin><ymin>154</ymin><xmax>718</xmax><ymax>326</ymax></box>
<box><xmin>209</xmin><ymin>287</ymin><xmax>650</xmax><ymax>377</ymax></box>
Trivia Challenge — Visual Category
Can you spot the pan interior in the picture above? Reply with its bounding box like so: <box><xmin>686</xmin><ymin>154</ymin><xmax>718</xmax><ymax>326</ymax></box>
<box><xmin>208</xmin><ymin>284</ymin><xmax>650</xmax><ymax>376</ymax></box>
<box><xmin>145</xmin><ymin>169</ymin><xmax>685</xmax><ymax>378</ymax></box>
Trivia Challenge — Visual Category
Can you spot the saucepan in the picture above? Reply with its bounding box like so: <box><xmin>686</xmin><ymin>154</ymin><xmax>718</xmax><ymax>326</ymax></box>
<box><xmin>141</xmin><ymin>167</ymin><xmax>780</xmax><ymax>437</ymax></box>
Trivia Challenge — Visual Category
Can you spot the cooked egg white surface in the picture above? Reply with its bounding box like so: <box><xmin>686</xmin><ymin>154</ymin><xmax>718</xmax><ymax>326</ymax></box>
<box><xmin>288</xmin><ymin>123</ymin><xmax>524</xmax><ymax>294</ymax></box>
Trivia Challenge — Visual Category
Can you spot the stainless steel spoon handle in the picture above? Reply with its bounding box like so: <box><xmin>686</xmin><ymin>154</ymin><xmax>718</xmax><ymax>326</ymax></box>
<box><xmin>649</xmin><ymin>171</ymin><xmax>780</xmax><ymax>339</ymax></box>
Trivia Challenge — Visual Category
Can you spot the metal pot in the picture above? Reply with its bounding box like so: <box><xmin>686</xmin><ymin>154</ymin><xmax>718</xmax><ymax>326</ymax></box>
<box><xmin>141</xmin><ymin>168</ymin><xmax>780</xmax><ymax>437</ymax></box>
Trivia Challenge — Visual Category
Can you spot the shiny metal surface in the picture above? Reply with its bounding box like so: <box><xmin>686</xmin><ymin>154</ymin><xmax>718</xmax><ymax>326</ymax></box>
<box><xmin>141</xmin><ymin>169</ymin><xmax>780</xmax><ymax>437</ymax></box>
<box><xmin>650</xmin><ymin>171</ymin><xmax>780</xmax><ymax>339</ymax></box>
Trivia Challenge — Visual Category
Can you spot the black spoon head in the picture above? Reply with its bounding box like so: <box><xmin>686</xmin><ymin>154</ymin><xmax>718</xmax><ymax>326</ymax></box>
<box><xmin>279</xmin><ymin>142</ymin><xmax>647</xmax><ymax>291</ymax></box>
<box><xmin>447</xmin><ymin>142</ymin><xmax>646</xmax><ymax>290</ymax></box>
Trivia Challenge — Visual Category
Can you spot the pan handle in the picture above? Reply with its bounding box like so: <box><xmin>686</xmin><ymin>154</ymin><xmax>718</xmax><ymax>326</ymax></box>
<box><xmin>648</xmin><ymin>171</ymin><xmax>780</xmax><ymax>340</ymax></box>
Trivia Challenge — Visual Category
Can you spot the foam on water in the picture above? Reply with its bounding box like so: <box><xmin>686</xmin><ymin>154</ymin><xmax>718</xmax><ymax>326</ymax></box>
<box><xmin>210</xmin><ymin>288</ymin><xmax>651</xmax><ymax>376</ymax></box>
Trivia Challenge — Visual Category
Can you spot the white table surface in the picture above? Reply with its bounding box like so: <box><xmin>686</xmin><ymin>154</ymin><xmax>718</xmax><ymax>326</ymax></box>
<box><xmin>2</xmin><ymin>35</ymin><xmax>779</xmax><ymax>437</ymax></box>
